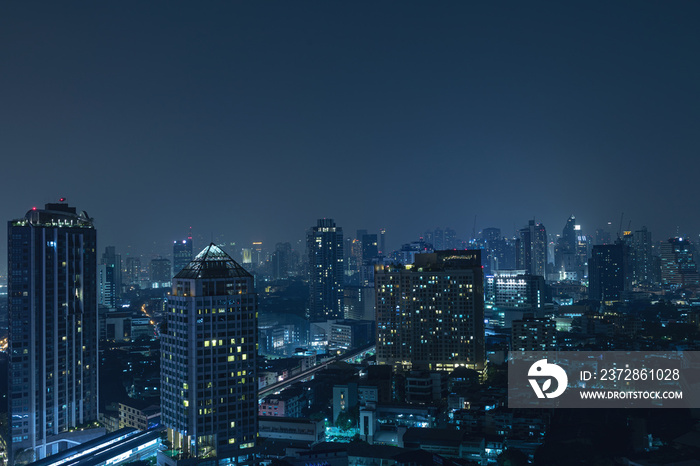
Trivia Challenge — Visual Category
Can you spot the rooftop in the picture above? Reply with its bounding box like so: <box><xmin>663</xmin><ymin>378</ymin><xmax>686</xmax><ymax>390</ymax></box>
<box><xmin>174</xmin><ymin>243</ymin><xmax>252</xmax><ymax>280</ymax></box>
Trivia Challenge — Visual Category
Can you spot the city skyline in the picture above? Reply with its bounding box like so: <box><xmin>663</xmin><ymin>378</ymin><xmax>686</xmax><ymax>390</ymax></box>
<box><xmin>2</xmin><ymin>2</ymin><xmax>699</xmax><ymax>260</ymax></box>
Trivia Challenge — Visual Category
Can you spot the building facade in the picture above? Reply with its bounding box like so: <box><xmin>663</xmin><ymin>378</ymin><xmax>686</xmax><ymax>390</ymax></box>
<box><xmin>307</xmin><ymin>219</ymin><xmax>344</xmax><ymax>321</ymax></box>
<box><xmin>159</xmin><ymin>244</ymin><xmax>257</xmax><ymax>464</ymax></box>
<box><xmin>517</xmin><ymin>220</ymin><xmax>547</xmax><ymax>277</ymax></box>
<box><xmin>375</xmin><ymin>251</ymin><xmax>485</xmax><ymax>372</ymax></box>
<box><xmin>173</xmin><ymin>234</ymin><xmax>193</xmax><ymax>277</ymax></box>
<box><xmin>7</xmin><ymin>202</ymin><xmax>99</xmax><ymax>463</ymax></box>
<box><xmin>589</xmin><ymin>243</ymin><xmax>629</xmax><ymax>302</ymax></box>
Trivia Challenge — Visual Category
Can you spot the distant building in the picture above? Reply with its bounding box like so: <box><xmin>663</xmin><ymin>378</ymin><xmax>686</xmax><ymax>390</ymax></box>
<box><xmin>660</xmin><ymin>237</ymin><xmax>699</xmax><ymax>290</ymax></box>
<box><xmin>159</xmin><ymin>244</ymin><xmax>257</xmax><ymax>464</ymax></box>
<box><xmin>99</xmin><ymin>262</ymin><xmax>118</xmax><ymax>308</ymax></box>
<box><xmin>125</xmin><ymin>256</ymin><xmax>141</xmax><ymax>287</ymax></box>
<box><xmin>511</xmin><ymin>318</ymin><xmax>557</xmax><ymax>351</ymax></box>
<box><xmin>102</xmin><ymin>246</ymin><xmax>123</xmax><ymax>298</ymax></box>
<box><xmin>486</xmin><ymin>271</ymin><xmax>546</xmax><ymax>328</ymax></box>
<box><xmin>259</xmin><ymin>387</ymin><xmax>307</xmax><ymax>418</ymax></box>
<box><xmin>361</xmin><ymin>234</ymin><xmax>378</xmax><ymax>265</ymax></box>
<box><xmin>149</xmin><ymin>257</ymin><xmax>172</xmax><ymax>288</ymax></box>
<box><xmin>589</xmin><ymin>243</ymin><xmax>629</xmax><ymax>302</ymax></box>
<box><xmin>257</xmin><ymin>417</ymin><xmax>325</xmax><ymax>445</ymax></box>
<box><xmin>172</xmin><ymin>233</ymin><xmax>193</xmax><ymax>276</ymax></box>
<box><xmin>375</xmin><ymin>250</ymin><xmax>485</xmax><ymax>372</ymax></box>
<box><xmin>119</xmin><ymin>403</ymin><xmax>161</xmax><ymax>431</ymax></box>
<box><xmin>307</xmin><ymin>219</ymin><xmax>344</xmax><ymax>321</ymax></box>
<box><xmin>271</xmin><ymin>242</ymin><xmax>293</xmax><ymax>279</ymax></box>
<box><xmin>8</xmin><ymin>202</ymin><xmax>99</xmax><ymax>462</ymax></box>
<box><xmin>405</xmin><ymin>371</ymin><xmax>447</xmax><ymax>404</ymax></box>
<box><xmin>343</xmin><ymin>285</ymin><xmax>376</xmax><ymax>321</ymax></box>
<box><xmin>329</xmin><ymin>319</ymin><xmax>375</xmax><ymax>351</ymax></box>
<box><xmin>632</xmin><ymin>227</ymin><xmax>654</xmax><ymax>288</ymax></box>
<box><xmin>517</xmin><ymin>220</ymin><xmax>547</xmax><ymax>277</ymax></box>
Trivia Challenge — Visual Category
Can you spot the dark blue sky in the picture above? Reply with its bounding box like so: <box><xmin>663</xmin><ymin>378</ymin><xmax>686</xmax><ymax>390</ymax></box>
<box><xmin>2</xmin><ymin>2</ymin><xmax>699</xmax><ymax>260</ymax></box>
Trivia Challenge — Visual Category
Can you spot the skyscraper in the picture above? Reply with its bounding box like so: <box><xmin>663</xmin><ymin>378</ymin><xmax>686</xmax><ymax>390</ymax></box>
<box><xmin>173</xmin><ymin>232</ymin><xmax>193</xmax><ymax>276</ymax></box>
<box><xmin>150</xmin><ymin>257</ymin><xmax>172</xmax><ymax>288</ymax></box>
<box><xmin>375</xmin><ymin>250</ymin><xmax>485</xmax><ymax>372</ymax></box>
<box><xmin>307</xmin><ymin>219</ymin><xmax>344</xmax><ymax>322</ymax></box>
<box><xmin>632</xmin><ymin>227</ymin><xmax>653</xmax><ymax>288</ymax></box>
<box><xmin>101</xmin><ymin>246</ymin><xmax>122</xmax><ymax>298</ymax></box>
<box><xmin>659</xmin><ymin>237</ymin><xmax>699</xmax><ymax>290</ymax></box>
<box><xmin>379</xmin><ymin>228</ymin><xmax>386</xmax><ymax>256</ymax></box>
<box><xmin>361</xmin><ymin>234</ymin><xmax>378</xmax><ymax>265</ymax></box>
<box><xmin>7</xmin><ymin>202</ymin><xmax>98</xmax><ymax>462</ymax></box>
<box><xmin>589</xmin><ymin>243</ymin><xmax>629</xmax><ymax>302</ymax></box>
<box><xmin>271</xmin><ymin>242</ymin><xmax>292</xmax><ymax>279</ymax></box>
<box><xmin>517</xmin><ymin>220</ymin><xmax>547</xmax><ymax>277</ymax></box>
<box><xmin>160</xmin><ymin>244</ymin><xmax>257</xmax><ymax>464</ymax></box>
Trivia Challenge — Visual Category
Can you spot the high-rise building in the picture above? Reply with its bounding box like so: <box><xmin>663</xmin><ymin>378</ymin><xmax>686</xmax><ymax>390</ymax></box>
<box><xmin>485</xmin><ymin>270</ymin><xmax>546</xmax><ymax>328</ymax></box>
<box><xmin>125</xmin><ymin>256</ymin><xmax>141</xmax><ymax>287</ymax></box>
<box><xmin>271</xmin><ymin>242</ymin><xmax>292</xmax><ymax>280</ymax></box>
<box><xmin>160</xmin><ymin>244</ymin><xmax>257</xmax><ymax>464</ymax></box>
<box><xmin>307</xmin><ymin>219</ymin><xmax>344</xmax><ymax>322</ymax></box>
<box><xmin>102</xmin><ymin>246</ymin><xmax>122</xmax><ymax>298</ymax></box>
<box><xmin>173</xmin><ymin>232</ymin><xmax>193</xmax><ymax>276</ymax></box>
<box><xmin>375</xmin><ymin>250</ymin><xmax>485</xmax><ymax>372</ymax></box>
<box><xmin>659</xmin><ymin>237</ymin><xmax>699</xmax><ymax>290</ymax></box>
<box><xmin>517</xmin><ymin>220</ymin><xmax>547</xmax><ymax>277</ymax></box>
<box><xmin>150</xmin><ymin>257</ymin><xmax>172</xmax><ymax>288</ymax></box>
<box><xmin>361</xmin><ymin>234</ymin><xmax>378</xmax><ymax>265</ymax></box>
<box><xmin>632</xmin><ymin>227</ymin><xmax>654</xmax><ymax>288</ymax></box>
<box><xmin>589</xmin><ymin>243</ymin><xmax>629</xmax><ymax>302</ymax></box>
<box><xmin>379</xmin><ymin>228</ymin><xmax>386</xmax><ymax>256</ymax></box>
<box><xmin>7</xmin><ymin>202</ymin><xmax>99</xmax><ymax>462</ymax></box>
<box><xmin>98</xmin><ymin>263</ymin><xmax>117</xmax><ymax>308</ymax></box>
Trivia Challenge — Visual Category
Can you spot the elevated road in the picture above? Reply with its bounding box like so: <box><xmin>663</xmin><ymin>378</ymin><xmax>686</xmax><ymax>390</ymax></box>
<box><xmin>258</xmin><ymin>344</ymin><xmax>375</xmax><ymax>399</ymax></box>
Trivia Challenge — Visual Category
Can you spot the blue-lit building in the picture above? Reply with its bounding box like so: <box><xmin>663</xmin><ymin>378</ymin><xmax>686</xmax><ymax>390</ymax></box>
<box><xmin>307</xmin><ymin>219</ymin><xmax>344</xmax><ymax>322</ymax></box>
<box><xmin>660</xmin><ymin>237</ymin><xmax>699</xmax><ymax>290</ymax></box>
<box><xmin>159</xmin><ymin>244</ymin><xmax>257</xmax><ymax>465</ymax></box>
<box><xmin>589</xmin><ymin>243</ymin><xmax>629</xmax><ymax>302</ymax></box>
<box><xmin>173</xmin><ymin>233</ymin><xmax>193</xmax><ymax>276</ymax></box>
<box><xmin>7</xmin><ymin>202</ymin><xmax>99</xmax><ymax>463</ymax></box>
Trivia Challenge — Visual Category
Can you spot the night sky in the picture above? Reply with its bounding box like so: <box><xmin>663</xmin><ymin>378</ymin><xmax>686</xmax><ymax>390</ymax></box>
<box><xmin>2</xmin><ymin>2</ymin><xmax>699</xmax><ymax>262</ymax></box>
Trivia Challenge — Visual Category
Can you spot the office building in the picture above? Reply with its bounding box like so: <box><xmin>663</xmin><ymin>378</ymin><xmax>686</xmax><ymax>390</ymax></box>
<box><xmin>159</xmin><ymin>244</ymin><xmax>257</xmax><ymax>464</ymax></box>
<box><xmin>361</xmin><ymin>234</ymin><xmax>378</xmax><ymax>265</ymax></box>
<box><xmin>125</xmin><ymin>256</ymin><xmax>141</xmax><ymax>287</ymax></box>
<box><xmin>150</xmin><ymin>257</ymin><xmax>172</xmax><ymax>288</ymax></box>
<box><xmin>485</xmin><ymin>271</ymin><xmax>546</xmax><ymax>328</ymax></box>
<box><xmin>7</xmin><ymin>202</ymin><xmax>99</xmax><ymax>462</ymax></box>
<box><xmin>379</xmin><ymin>228</ymin><xmax>386</xmax><ymax>256</ymax></box>
<box><xmin>632</xmin><ymin>227</ymin><xmax>654</xmax><ymax>288</ymax></box>
<box><xmin>517</xmin><ymin>220</ymin><xmax>547</xmax><ymax>277</ymax></box>
<box><xmin>589</xmin><ymin>243</ymin><xmax>629</xmax><ymax>302</ymax></box>
<box><xmin>98</xmin><ymin>262</ymin><xmax>117</xmax><ymax>308</ymax></box>
<box><xmin>173</xmin><ymin>233</ymin><xmax>193</xmax><ymax>276</ymax></box>
<box><xmin>102</xmin><ymin>246</ymin><xmax>122</xmax><ymax>299</ymax></box>
<box><xmin>270</xmin><ymin>242</ymin><xmax>292</xmax><ymax>280</ymax></box>
<box><xmin>307</xmin><ymin>219</ymin><xmax>344</xmax><ymax>321</ymax></box>
<box><xmin>511</xmin><ymin>318</ymin><xmax>557</xmax><ymax>352</ymax></box>
<box><xmin>375</xmin><ymin>250</ymin><xmax>485</xmax><ymax>372</ymax></box>
<box><xmin>660</xmin><ymin>237</ymin><xmax>700</xmax><ymax>290</ymax></box>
